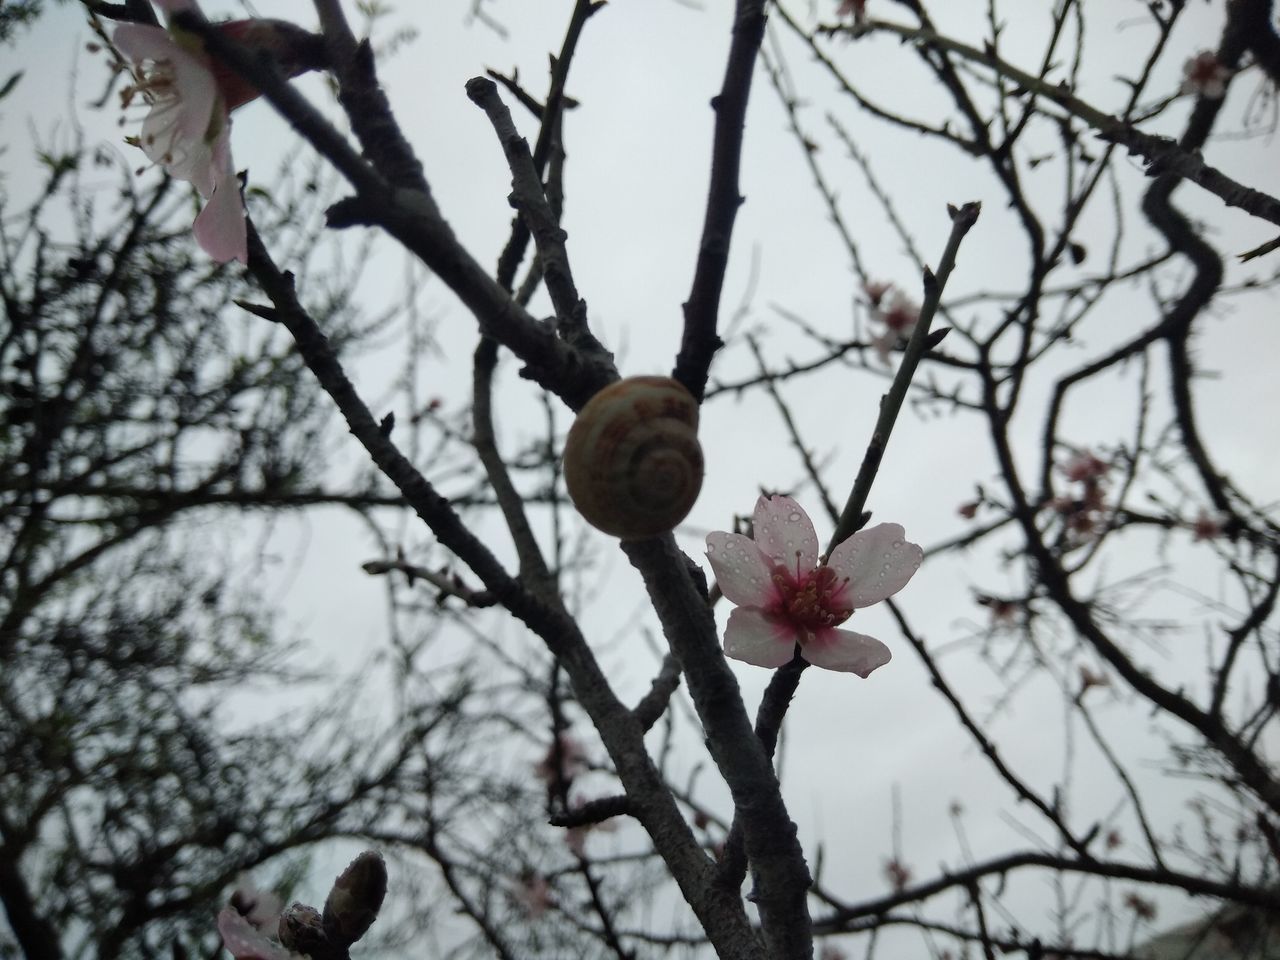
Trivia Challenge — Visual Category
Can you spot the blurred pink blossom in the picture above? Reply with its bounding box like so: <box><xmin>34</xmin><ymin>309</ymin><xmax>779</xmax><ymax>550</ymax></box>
<box><xmin>217</xmin><ymin>908</ymin><xmax>298</xmax><ymax>960</ymax></box>
<box><xmin>1079</xmin><ymin>664</ymin><xmax>1110</xmax><ymax>693</ymax></box>
<box><xmin>513</xmin><ymin>871</ymin><xmax>553</xmax><ymax>917</ymax></box>
<box><xmin>1192</xmin><ymin>510</ymin><xmax>1223</xmax><ymax>541</ymax></box>
<box><xmin>837</xmin><ymin>0</ymin><xmax>867</xmax><ymax>22</ymax></box>
<box><xmin>534</xmin><ymin>732</ymin><xmax>588</xmax><ymax>785</ymax></box>
<box><xmin>883</xmin><ymin>857</ymin><xmax>913</xmax><ymax>892</ymax></box>
<box><xmin>871</xmin><ymin>291</ymin><xmax>921</xmax><ymax>364</ymax></box>
<box><xmin>1061</xmin><ymin>449</ymin><xmax>1109</xmax><ymax>483</ymax></box>
<box><xmin>1180</xmin><ymin>51</ymin><xmax>1230</xmax><ymax>99</ymax></box>
<box><xmin>706</xmin><ymin>495</ymin><xmax>921</xmax><ymax>677</ymax></box>
<box><xmin>863</xmin><ymin>278</ymin><xmax>893</xmax><ymax>306</ymax></box>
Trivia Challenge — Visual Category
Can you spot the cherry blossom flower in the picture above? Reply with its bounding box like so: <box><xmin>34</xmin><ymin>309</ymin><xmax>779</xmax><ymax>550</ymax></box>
<box><xmin>513</xmin><ymin>871</ymin><xmax>554</xmax><ymax>917</ymax></box>
<box><xmin>115</xmin><ymin>2</ymin><xmax>321</xmax><ymax>263</ymax></box>
<box><xmin>1078</xmin><ymin>664</ymin><xmax>1110</xmax><ymax>694</ymax></box>
<box><xmin>1061</xmin><ymin>449</ymin><xmax>1109</xmax><ymax>483</ymax></box>
<box><xmin>975</xmin><ymin>593</ymin><xmax>1019</xmax><ymax>624</ymax></box>
<box><xmin>705</xmin><ymin>495</ymin><xmax>922</xmax><ymax>677</ymax></box>
<box><xmin>116</xmin><ymin>2</ymin><xmax>247</xmax><ymax>262</ymax></box>
<box><xmin>533</xmin><ymin>732</ymin><xmax>588</xmax><ymax>785</ymax></box>
<box><xmin>217</xmin><ymin>907</ymin><xmax>299</xmax><ymax>960</ymax></box>
<box><xmin>1180</xmin><ymin>51</ymin><xmax>1230</xmax><ymax>100</ymax></box>
<box><xmin>1122</xmin><ymin>890</ymin><xmax>1157</xmax><ymax>921</ymax></box>
<box><xmin>871</xmin><ymin>290</ymin><xmax>920</xmax><ymax>364</ymax></box>
<box><xmin>1192</xmin><ymin>510</ymin><xmax>1223</xmax><ymax>541</ymax></box>
<box><xmin>837</xmin><ymin>0</ymin><xmax>867</xmax><ymax>22</ymax></box>
<box><xmin>882</xmin><ymin>857</ymin><xmax>913</xmax><ymax>892</ymax></box>
<box><xmin>863</xmin><ymin>279</ymin><xmax>893</xmax><ymax>307</ymax></box>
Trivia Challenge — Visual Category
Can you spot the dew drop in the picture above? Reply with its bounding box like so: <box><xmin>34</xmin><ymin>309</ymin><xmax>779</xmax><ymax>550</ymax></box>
<box><xmin>788</xmin><ymin>512</ymin><xmax>801</xmax><ymax>522</ymax></box>
<box><xmin>707</xmin><ymin>543</ymin><xmax>717</xmax><ymax>555</ymax></box>
<box><xmin>892</xmin><ymin>539</ymin><xmax>904</xmax><ymax>548</ymax></box>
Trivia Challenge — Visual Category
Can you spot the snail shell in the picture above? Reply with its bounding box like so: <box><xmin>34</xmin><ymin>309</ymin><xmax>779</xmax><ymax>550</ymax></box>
<box><xmin>563</xmin><ymin>376</ymin><xmax>704</xmax><ymax>540</ymax></box>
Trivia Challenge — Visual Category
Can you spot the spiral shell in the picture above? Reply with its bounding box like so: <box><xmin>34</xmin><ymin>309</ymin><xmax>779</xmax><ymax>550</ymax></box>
<box><xmin>562</xmin><ymin>376</ymin><xmax>704</xmax><ymax>540</ymax></box>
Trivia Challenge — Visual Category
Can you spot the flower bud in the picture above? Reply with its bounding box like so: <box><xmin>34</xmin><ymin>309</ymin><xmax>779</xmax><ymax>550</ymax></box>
<box><xmin>277</xmin><ymin>903</ymin><xmax>325</xmax><ymax>955</ymax></box>
<box><xmin>322</xmin><ymin>850</ymin><xmax>387</xmax><ymax>946</ymax></box>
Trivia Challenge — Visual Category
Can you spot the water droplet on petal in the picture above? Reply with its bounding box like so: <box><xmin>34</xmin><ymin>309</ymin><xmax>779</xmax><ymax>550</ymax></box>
<box><xmin>707</xmin><ymin>543</ymin><xmax>717</xmax><ymax>554</ymax></box>
<box><xmin>892</xmin><ymin>539</ymin><xmax>904</xmax><ymax>548</ymax></box>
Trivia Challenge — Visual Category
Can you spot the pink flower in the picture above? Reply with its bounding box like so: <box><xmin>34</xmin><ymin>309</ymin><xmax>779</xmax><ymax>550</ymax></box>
<box><xmin>1180</xmin><ymin>51</ymin><xmax>1230</xmax><ymax>99</ymax></box>
<box><xmin>837</xmin><ymin>0</ymin><xmax>867</xmax><ymax>21</ymax></box>
<box><xmin>705</xmin><ymin>496</ymin><xmax>922</xmax><ymax>677</ymax></box>
<box><xmin>1192</xmin><ymin>510</ymin><xmax>1222</xmax><ymax>541</ymax></box>
<box><xmin>513</xmin><ymin>871</ymin><xmax>554</xmax><ymax>917</ymax></box>
<box><xmin>115</xmin><ymin>3</ymin><xmax>321</xmax><ymax>263</ymax></box>
<box><xmin>1122</xmin><ymin>891</ymin><xmax>1157</xmax><ymax>921</ymax></box>
<box><xmin>863</xmin><ymin>279</ymin><xmax>893</xmax><ymax>306</ymax></box>
<box><xmin>217</xmin><ymin>908</ymin><xmax>299</xmax><ymax>960</ymax></box>
<box><xmin>975</xmin><ymin>593</ymin><xmax>1018</xmax><ymax>624</ymax></box>
<box><xmin>882</xmin><ymin>857</ymin><xmax>913</xmax><ymax>892</ymax></box>
<box><xmin>1078</xmin><ymin>664</ymin><xmax>1110</xmax><ymax>693</ymax></box>
<box><xmin>1061</xmin><ymin>449</ymin><xmax>1109</xmax><ymax>483</ymax></box>
<box><xmin>116</xmin><ymin>1</ymin><xmax>247</xmax><ymax>262</ymax></box>
<box><xmin>871</xmin><ymin>291</ymin><xmax>920</xmax><ymax>364</ymax></box>
<box><xmin>533</xmin><ymin>732</ymin><xmax>588</xmax><ymax>785</ymax></box>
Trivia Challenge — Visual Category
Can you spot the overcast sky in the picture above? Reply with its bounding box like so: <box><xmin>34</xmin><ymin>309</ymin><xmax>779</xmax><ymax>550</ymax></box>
<box><xmin>4</xmin><ymin>0</ymin><xmax>1278</xmax><ymax>952</ymax></box>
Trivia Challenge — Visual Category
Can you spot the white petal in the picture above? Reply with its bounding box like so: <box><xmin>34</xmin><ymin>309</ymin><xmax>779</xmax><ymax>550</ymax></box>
<box><xmin>706</xmin><ymin>532</ymin><xmax>776</xmax><ymax>607</ymax></box>
<box><xmin>723</xmin><ymin>608</ymin><xmax>798</xmax><ymax>668</ymax></box>
<box><xmin>165</xmin><ymin>46</ymin><xmax>219</xmax><ymax>144</ymax></box>
<box><xmin>751</xmin><ymin>494</ymin><xmax>819</xmax><ymax>573</ymax></box>
<box><xmin>802</xmin><ymin>627</ymin><xmax>891</xmax><ymax>677</ymax></box>
<box><xmin>149</xmin><ymin>118</ymin><xmax>215</xmax><ymax>191</ymax></box>
<box><xmin>826</xmin><ymin>523</ymin><xmax>922</xmax><ymax>608</ymax></box>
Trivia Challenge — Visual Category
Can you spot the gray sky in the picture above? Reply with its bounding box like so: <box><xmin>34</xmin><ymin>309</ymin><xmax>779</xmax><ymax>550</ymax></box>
<box><xmin>4</xmin><ymin>0</ymin><xmax>1278</xmax><ymax>952</ymax></box>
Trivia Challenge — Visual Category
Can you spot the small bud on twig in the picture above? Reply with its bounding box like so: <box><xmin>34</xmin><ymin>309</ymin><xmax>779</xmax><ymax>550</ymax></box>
<box><xmin>322</xmin><ymin>851</ymin><xmax>387</xmax><ymax>947</ymax></box>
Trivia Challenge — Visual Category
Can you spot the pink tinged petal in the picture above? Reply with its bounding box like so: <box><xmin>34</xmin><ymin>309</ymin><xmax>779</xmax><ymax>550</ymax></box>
<box><xmin>192</xmin><ymin>134</ymin><xmax>247</xmax><ymax>263</ymax></box>
<box><xmin>723</xmin><ymin>608</ymin><xmax>798</xmax><ymax>668</ymax></box>
<box><xmin>872</xmin><ymin>329</ymin><xmax>896</xmax><ymax>364</ymax></box>
<box><xmin>801</xmin><ymin>627</ymin><xmax>892</xmax><ymax>677</ymax></box>
<box><xmin>217</xmin><ymin>908</ymin><xmax>292</xmax><ymax>960</ymax></box>
<box><xmin>826</xmin><ymin>523</ymin><xmax>922</xmax><ymax>608</ymax></box>
<box><xmin>751</xmin><ymin>495</ymin><xmax>819</xmax><ymax>573</ymax></box>
<box><xmin>706</xmin><ymin>532</ymin><xmax>777</xmax><ymax>607</ymax></box>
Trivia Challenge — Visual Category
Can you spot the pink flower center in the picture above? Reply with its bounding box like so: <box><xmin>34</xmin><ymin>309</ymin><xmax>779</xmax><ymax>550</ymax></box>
<box><xmin>1188</xmin><ymin>54</ymin><xmax>1221</xmax><ymax>85</ymax></box>
<box><xmin>767</xmin><ymin>563</ymin><xmax>853</xmax><ymax>638</ymax></box>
